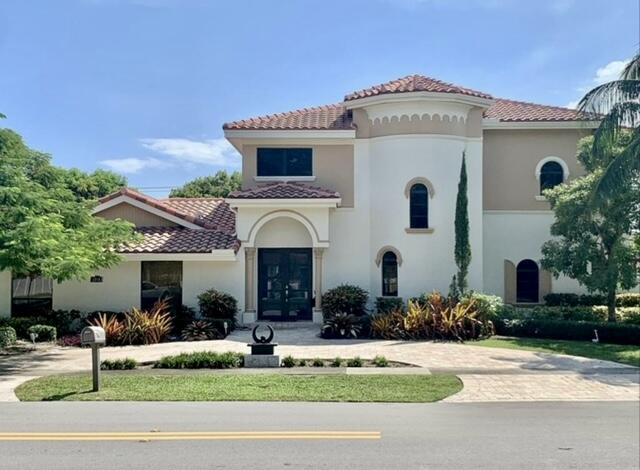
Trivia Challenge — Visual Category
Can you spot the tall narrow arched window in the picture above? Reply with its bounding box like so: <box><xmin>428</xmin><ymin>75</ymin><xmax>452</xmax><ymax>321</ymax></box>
<box><xmin>516</xmin><ymin>259</ymin><xmax>539</xmax><ymax>303</ymax></box>
<box><xmin>410</xmin><ymin>183</ymin><xmax>429</xmax><ymax>228</ymax></box>
<box><xmin>539</xmin><ymin>161</ymin><xmax>564</xmax><ymax>193</ymax></box>
<box><xmin>382</xmin><ymin>251</ymin><xmax>398</xmax><ymax>297</ymax></box>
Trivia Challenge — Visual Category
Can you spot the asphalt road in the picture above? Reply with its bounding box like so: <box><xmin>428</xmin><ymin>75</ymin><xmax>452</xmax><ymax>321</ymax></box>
<box><xmin>0</xmin><ymin>401</ymin><xmax>638</xmax><ymax>469</ymax></box>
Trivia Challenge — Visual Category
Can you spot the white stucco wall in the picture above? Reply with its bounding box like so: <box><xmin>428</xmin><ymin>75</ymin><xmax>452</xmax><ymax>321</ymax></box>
<box><xmin>0</xmin><ymin>270</ymin><xmax>11</xmax><ymax>318</ymax></box>
<box><xmin>483</xmin><ymin>211</ymin><xmax>584</xmax><ymax>298</ymax></box>
<box><xmin>366</xmin><ymin>134</ymin><xmax>484</xmax><ymax>298</ymax></box>
<box><xmin>53</xmin><ymin>261</ymin><xmax>142</xmax><ymax>312</ymax></box>
<box><xmin>182</xmin><ymin>257</ymin><xmax>245</xmax><ymax>313</ymax></box>
<box><xmin>254</xmin><ymin>217</ymin><xmax>313</xmax><ymax>248</ymax></box>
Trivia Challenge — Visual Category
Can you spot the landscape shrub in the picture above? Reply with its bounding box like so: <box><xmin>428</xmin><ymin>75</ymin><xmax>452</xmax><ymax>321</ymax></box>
<box><xmin>169</xmin><ymin>305</ymin><xmax>196</xmax><ymax>335</ymax></box>
<box><xmin>619</xmin><ymin>308</ymin><xmax>640</xmax><ymax>325</ymax></box>
<box><xmin>58</xmin><ymin>335</ymin><xmax>81</xmax><ymax>347</ymax></box>
<box><xmin>154</xmin><ymin>351</ymin><xmax>244</xmax><ymax>369</ymax></box>
<box><xmin>100</xmin><ymin>358</ymin><xmax>137</xmax><ymax>370</ymax></box>
<box><xmin>27</xmin><ymin>324</ymin><xmax>57</xmax><ymax>342</ymax></box>
<box><xmin>321</xmin><ymin>284</ymin><xmax>369</xmax><ymax>318</ymax></box>
<box><xmin>181</xmin><ymin>320</ymin><xmax>222</xmax><ymax>341</ymax></box>
<box><xmin>346</xmin><ymin>357</ymin><xmax>363</xmax><ymax>367</ymax></box>
<box><xmin>281</xmin><ymin>355</ymin><xmax>296</xmax><ymax>368</ymax></box>
<box><xmin>88</xmin><ymin>312</ymin><xmax>125</xmax><ymax>345</ymax></box>
<box><xmin>617</xmin><ymin>293</ymin><xmax>640</xmax><ymax>307</ymax></box>
<box><xmin>312</xmin><ymin>358</ymin><xmax>324</xmax><ymax>367</ymax></box>
<box><xmin>496</xmin><ymin>319</ymin><xmax>640</xmax><ymax>346</ymax></box>
<box><xmin>375</xmin><ymin>297</ymin><xmax>404</xmax><ymax>314</ymax></box>
<box><xmin>121</xmin><ymin>300</ymin><xmax>173</xmax><ymax>345</ymax></box>
<box><xmin>499</xmin><ymin>306</ymin><xmax>640</xmax><ymax>325</ymax></box>
<box><xmin>0</xmin><ymin>327</ymin><xmax>17</xmax><ymax>348</ymax></box>
<box><xmin>461</xmin><ymin>293</ymin><xmax>506</xmax><ymax>323</ymax></box>
<box><xmin>297</xmin><ymin>359</ymin><xmax>307</xmax><ymax>367</ymax></box>
<box><xmin>1</xmin><ymin>316</ymin><xmax>45</xmax><ymax>339</ymax></box>
<box><xmin>197</xmin><ymin>289</ymin><xmax>238</xmax><ymax>328</ymax></box>
<box><xmin>370</xmin><ymin>311</ymin><xmax>405</xmax><ymax>339</ymax></box>
<box><xmin>331</xmin><ymin>357</ymin><xmax>343</xmax><ymax>367</ymax></box>
<box><xmin>373</xmin><ymin>355</ymin><xmax>388</xmax><ymax>367</ymax></box>
<box><xmin>321</xmin><ymin>312</ymin><xmax>362</xmax><ymax>339</ymax></box>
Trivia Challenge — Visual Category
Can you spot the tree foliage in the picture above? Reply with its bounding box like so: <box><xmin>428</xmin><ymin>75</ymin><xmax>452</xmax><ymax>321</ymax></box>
<box><xmin>578</xmin><ymin>52</ymin><xmax>639</xmax><ymax>200</ymax></box>
<box><xmin>169</xmin><ymin>170</ymin><xmax>241</xmax><ymax>198</ymax></box>
<box><xmin>0</xmin><ymin>128</ymin><xmax>138</xmax><ymax>282</ymax></box>
<box><xmin>541</xmin><ymin>134</ymin><xmax>639</xmax><ymax>322</ymax></box>
<box><xmin>453</xmin><ymin>152</ymin><xmax>471</xmax><ymax>295</ymax></box>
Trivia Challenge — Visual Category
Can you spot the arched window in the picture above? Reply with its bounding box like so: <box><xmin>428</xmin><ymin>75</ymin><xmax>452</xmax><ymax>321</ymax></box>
<box><xmin>516</xmin><ymin>259</ymin><xmax>539</xmax><ymax>303</ymax></box>
<box><xmin>382</xmin><ymin>251</ymin><xmax>398</xmax><ymax>297</ymax></box>
<box><xmin>409</xmin><ymin>183</ymin><xmax>429</xmax><ymax>229</ymax></box>
<box><xmin>539</xmin><ymin>161</ymin><xmax>564</xmax><ymax>193</ymax></box>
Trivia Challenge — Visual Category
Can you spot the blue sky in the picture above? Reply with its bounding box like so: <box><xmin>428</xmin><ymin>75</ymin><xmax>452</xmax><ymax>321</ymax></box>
<box><xmin>1</xmin><ymin>0</ymin><xmax>637</xmax><ymax>196</ymax></box>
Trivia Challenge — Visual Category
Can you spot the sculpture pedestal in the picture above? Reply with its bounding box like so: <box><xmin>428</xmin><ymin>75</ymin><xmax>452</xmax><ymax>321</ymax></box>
<box><xmin>244</xmin><ymin>354</ymin><xmax>280</xmax><ymax>368</ymax></box>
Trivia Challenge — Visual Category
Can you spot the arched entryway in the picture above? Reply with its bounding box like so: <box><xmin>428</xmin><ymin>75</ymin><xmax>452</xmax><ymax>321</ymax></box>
<box><xmin>516</xmin><ymin>259</ymin><xmax>539</xmax><ymax>303</ymax></box>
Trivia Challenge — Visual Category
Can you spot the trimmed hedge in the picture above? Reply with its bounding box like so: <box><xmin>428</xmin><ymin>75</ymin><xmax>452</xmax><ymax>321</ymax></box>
<box><xmin>154</xmin><ymin>351</ymin><xmax>244</xmax><ymax>369</ymax></box>
<box><xmin>375</xmin><ymin>297</ymin><xmax>404</xmax><ymax>314</ymax></box>
<box><xmin>101</xmin><ymin>358</ymin><xmax>137</xmax><ymax>370</ymax></box>
<box><xmin>510</xmin><ymin>306</ymin><xmax>640</xmax><ymax>324</ymax></box>
<box><xmin>496</xmin><ymin>318</ymin><xmax>640</xmax><ymax>346</ymax></box>
<box><xmin>544</xmin><ymin>292</ymin><xmax>640</xmax><ymax>307</ymax></box>
<box><xmin>27</xmin><ymin>324</ymin><xmax>57</xmax><ymax>342</ymax></box>
<box><xmin>0</xmin><ymin>327</ymin><xmax>17</xmax><ymax>348</ymax></box>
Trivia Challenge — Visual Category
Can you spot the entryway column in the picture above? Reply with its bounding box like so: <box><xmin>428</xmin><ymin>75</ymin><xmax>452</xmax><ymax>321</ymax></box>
<box><xmin>245</xmin><ymin>248</ymin><xmax>257</xmax><ymax>318</ymax></box>
<box><xmin>313</xmin><ymin>248</ymin><xmax>325</xmax><ymax>322</ymax></box>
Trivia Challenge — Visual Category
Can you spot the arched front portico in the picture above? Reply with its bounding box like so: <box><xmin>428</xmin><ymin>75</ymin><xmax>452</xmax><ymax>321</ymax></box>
<box><xmin>241</xmin><ymin>210</ymin><xmax>328</xmax><ymax>323</ymax></box>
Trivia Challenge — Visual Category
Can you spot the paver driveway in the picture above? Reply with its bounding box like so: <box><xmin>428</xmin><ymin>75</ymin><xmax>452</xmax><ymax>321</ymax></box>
<box><xmin>1</xmin><ymin>324</ymin><xmax>638</xmax><ymax>402</ymax></box>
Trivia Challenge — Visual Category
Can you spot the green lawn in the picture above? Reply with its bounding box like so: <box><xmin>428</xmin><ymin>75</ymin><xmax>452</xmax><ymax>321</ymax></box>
<box><xmin>473</xmin><ymin>337</ymin><xmax>640</xmax><ymax>367</ymax></box>
<box><xmin>16</xmin><ymin>373</ymin><xmax>462</xmax><ymax>403</ymax></box>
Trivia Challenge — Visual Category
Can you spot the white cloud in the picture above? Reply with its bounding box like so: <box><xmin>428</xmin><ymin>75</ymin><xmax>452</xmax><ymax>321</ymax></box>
<box><xmin>100</xmin><ymin>157</ymin><xmax>171</xmax><ymax>174</ymax></box>
<box><xmin>139</xmin><ymin>137</ymin><xmax>241</xmax><ymax>168</ymax></box>
<box><xmin>565</xmin><ymin>99</ymin><xmax>580</xmax><ymax>109</ymax></box>
<box><xmin>593</xmin><ymin>59</ymin><xmax>629</xmax><ymax>85</ymax></box>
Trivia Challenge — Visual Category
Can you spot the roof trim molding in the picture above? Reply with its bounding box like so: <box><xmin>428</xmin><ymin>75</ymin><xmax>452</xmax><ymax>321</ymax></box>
<box><xmin>344</xmin><ymin>91</ymin><xmax>494</xmax><ymax>110</ymax></box>
<box><xmin>92</xmin><ymin>195</ymin><xmax>203</xmax><ymax>230</ymax></box>
<box><xmin>224</xmin><ymin>129</ymin><xmax>355</xmax><ymax>139</ymax></box>
<box><xmin>482</xmin><ymin>118</ymin><xmax>600</xmax><ymax>129</ymax></box>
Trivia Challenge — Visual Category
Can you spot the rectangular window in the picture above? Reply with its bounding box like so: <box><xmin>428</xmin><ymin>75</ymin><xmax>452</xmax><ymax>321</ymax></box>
<box><xmin>11</xmin><ymin>275</ymin><xmax>53</xmax><ymax>316</ymax></box>
<box><xmin>141</xmin><ymin>261</ymin><xmax>183</xmax><ymax>311</ymax></box>
<box><xmin>257</xmin><ymin>148</ymin><xmax>312</xmax><ymax>177</ymax></box>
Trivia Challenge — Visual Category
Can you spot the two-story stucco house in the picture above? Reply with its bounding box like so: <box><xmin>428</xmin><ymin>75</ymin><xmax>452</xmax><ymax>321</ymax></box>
<box><xmin>0</xmin><ymin>74</ymin><xmax>598</xmax><ymax>323</ymax></box>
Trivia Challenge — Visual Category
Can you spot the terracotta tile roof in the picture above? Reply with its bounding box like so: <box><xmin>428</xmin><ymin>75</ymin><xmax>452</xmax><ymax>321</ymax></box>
<box><xmin>223</xmin><ymin>103</ymin><xmax>352</xmax><ymax>130</ymax></box>
<box><xmin>160</xmin><ymin>198</ymin><xmax>235</xmax><ymax>234</ymax></box>
<box><xmin>344</xmin><ymin>74</ymin><xmax>493</xmax><ymax>101</ymax></box>
<box><xmin>119</xmin><ymin>227</ymin><xmax>240</xmax><ymax>254</ymax></box>
<box><xmin>227</xmin><ymin>182</ymin><xmax>340</xmax><ymax>199</ymax></box>
<box><xmin>484</xmin><ymin>98</ymin><xmax>587</xmax><ymax>122</ymax></box>
<box><xmin>98</xmin><ymin>188</ymin><xmax>235</xmax><ymax>232</ymax></box>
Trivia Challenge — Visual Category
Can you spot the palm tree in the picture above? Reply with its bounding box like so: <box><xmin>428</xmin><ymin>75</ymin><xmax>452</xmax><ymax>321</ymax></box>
<box><xmin>577</xmin><ymin>52</ymin><xmax>639</xmax><ymax>200</ymax></box>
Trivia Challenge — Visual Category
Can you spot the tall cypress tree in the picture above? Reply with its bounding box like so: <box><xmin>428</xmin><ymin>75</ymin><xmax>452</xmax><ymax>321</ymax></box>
<box><xmin>454</xmin><ymin>152</ymin><xmax>471</xmax><ymax>295</ymax></box>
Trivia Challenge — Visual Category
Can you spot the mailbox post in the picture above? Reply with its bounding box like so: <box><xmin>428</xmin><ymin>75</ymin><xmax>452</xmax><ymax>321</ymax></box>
<box><xmin>81</xmin><ymin>326</ymin><xmax>106</xmax><ymax>392</ymax></box>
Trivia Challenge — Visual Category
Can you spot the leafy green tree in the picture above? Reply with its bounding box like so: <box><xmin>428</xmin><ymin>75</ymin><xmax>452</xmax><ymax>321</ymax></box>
<box><xmin>60</xmin><ymin>168</ymin><xmax>127</xmax><ymax>201</ymax></box>
<box><xmin>578</xmin><ymin>52</ymin><xmax>639</xmax><ymax>200</ymax></box>
<box><xmin>541</xmin><ymin>134</ymin><xmax>639</xmax><ymax>322</ymax></box>
<box><xmin>453</xmin><ymin>152</ymin><xmax>471</xmax><ymax>295</ymax></box>
<box><xmin>0</xmin><ymin>128</ymin><xmax>139</xmax><ymax>282</ymax></box>
<box><xmin>169</xmin><ymin>170</ymin><xmax>241</xmax><ymax>198</ymax></box>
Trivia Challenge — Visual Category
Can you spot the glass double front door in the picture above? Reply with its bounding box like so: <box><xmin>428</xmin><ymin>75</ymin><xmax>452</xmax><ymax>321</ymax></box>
<box><xmin>258</xmin><ymin>248</ymin><xmax>312</xmax><ymax>321</ymax></box>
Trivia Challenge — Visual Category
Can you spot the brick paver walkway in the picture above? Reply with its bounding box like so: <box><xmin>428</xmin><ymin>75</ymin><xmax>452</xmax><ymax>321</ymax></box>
<box><xmin>1</xmin><ymin>324</ymin><xmax>638</xmax><ymax>402</ymax></box>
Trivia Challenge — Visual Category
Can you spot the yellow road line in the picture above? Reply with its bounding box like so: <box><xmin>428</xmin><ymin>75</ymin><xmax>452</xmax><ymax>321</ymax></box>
<box><xmin>0</xmin><ymin>431</ymin><xmax>382</xmax><ymax>441</ymax></box>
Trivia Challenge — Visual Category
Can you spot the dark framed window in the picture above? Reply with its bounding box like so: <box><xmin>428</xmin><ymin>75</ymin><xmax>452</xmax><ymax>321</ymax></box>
<box><xmin>516</xmin><ymin>259</ymin><xmax>539</xmax><ymax>303</ymax></box>
<box><xmin>409</xmin><ymin>183</ymin><xmax>429</xmax><ymax>228</ymax></box>
<box><xmin>141</xmin><ymin>261</ymin><xmax>183</xmax><ymax>311</ymax></box>
<box><xmin>11</xmin><ymin>275</ymin><xmax>53</xmax><ymax>316</ymax></box>
<box><xmin>382</xmin><ymin>252</ymin><xmax>398</xmax><ymax>297</ymax></box>
<box><xmin>257</xmin><ymin>148</ymin><xmax>312</xmax><ymax>177</ymax></box>
<box><xmin>540</xmin><ymin>161</ymin><xmax>564</xmax><ymax>193</ymax></box>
